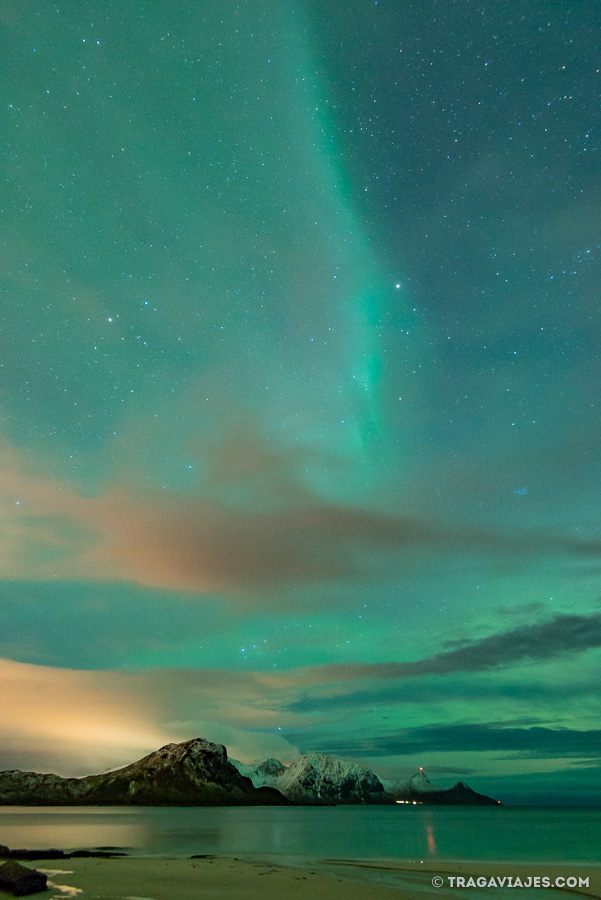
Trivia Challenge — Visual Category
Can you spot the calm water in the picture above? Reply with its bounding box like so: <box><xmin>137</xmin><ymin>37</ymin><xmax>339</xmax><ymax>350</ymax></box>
<box><xmin>1</xmin><ymin>805</ymin><xmax>599</xmax><ymax>865</ymax></box>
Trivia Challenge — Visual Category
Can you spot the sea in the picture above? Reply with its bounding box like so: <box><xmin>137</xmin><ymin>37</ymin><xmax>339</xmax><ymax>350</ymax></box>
<box><xmin>1</xmin><ymin>806</ymin><xmax>599</xmax><ymax>898</ymax></box>
<box><xmin>1</xmin><ymin>804</ymin><xmax>599</xmax><ymax>862</ymax></box>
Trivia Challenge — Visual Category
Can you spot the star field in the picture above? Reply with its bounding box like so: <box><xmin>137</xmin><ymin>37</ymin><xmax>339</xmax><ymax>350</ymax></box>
<box><xmin>1</xmin><ymin>0</ymin><xmax>600</xmax><ymax>804</ymax></box>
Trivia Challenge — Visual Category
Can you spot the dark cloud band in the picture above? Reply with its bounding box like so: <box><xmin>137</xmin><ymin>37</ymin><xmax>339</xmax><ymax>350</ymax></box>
<box><xmin>295</xmin><ymin>723</ymin><xmax>601</xmax><ymax>759</ymax></box>
<box><xmin>311</xmin><ymin>613</ymin><xmax>601</xmax><ymax>682</ymax></box>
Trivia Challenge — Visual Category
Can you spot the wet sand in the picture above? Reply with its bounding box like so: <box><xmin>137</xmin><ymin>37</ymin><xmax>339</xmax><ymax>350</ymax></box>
<box><xmin>8</xmin><ymin>856</ymin><xmax>600</xmax><ymax>900</ymax></box>
<box><xmin>29</xmin><ymin>857</ymin><xmax>402</xmax><ymax>899</ymax></box>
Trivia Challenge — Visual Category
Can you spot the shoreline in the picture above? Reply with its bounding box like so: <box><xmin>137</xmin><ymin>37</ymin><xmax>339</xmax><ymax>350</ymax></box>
<box><xmin>7</xmin><ymin>856</ymin><xmax>599</xmax><ymax>900</ymax></box>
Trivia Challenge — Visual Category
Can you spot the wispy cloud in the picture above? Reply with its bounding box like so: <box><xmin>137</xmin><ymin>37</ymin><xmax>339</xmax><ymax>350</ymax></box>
<box><xmin>1</xmin><ymin>607</ymin><xmax>599</xmax><ymax>775</ymax></box>
<box><xmin>2</xmin><ymin>443</ymin><xmax>601</xmax><ymax>601</ymax></box>
<box><xmin>312</xmin><ymin>723</ymin><xmax>601</xmax><ymax>759</ymax></box>
<box><xmin>307</xmin><ymin>613</ymin><xmax>601</xmax><ymax>682</ymax></box>
<box><xmin>288</xmin><ymin>674</ymin><xmax>596</xmax><ymax>715</ymax></box>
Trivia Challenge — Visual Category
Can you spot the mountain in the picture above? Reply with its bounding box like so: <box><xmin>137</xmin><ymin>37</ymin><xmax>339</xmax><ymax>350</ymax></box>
<box><xmin>232</xmin><ymin>755</ymin><xmax>500</xmax><ymax>806</ymax></box>
<box><xmin>0</xmin><ymin>739</ymin><xmax>288</xmax><ymax>806</ymax></box>
<box><xmin>233</xmin><ymin>752</ymin><xmax>392</xmax><ymax>804</ymax></box>
<box><xmin>0</xmin><ymin>771</ymin><xmax>87</xmax><ymax>806</ymax></box>
<box><xmin>392</xmin><ymin>769</ymin><xmax>500</xmax><ymax>806</ymax></box>
<box><xmin>390</xmin><ymin>768</ymin><xmax>439</xmax><ymax>795</ymax></box>
<box><xmin>280</xmin><ymin>753</ymin><xmax>393</xmax><ymax>804</ymax></box>
<box><xmin>231</xmin><ymin>757</ymin><xmax>289</xmax><ymax>789</ymax></box>
<box><xmin>0</xmin><ymin>742</ymin><xmax>500</xmax><ymax>808</ymax></box>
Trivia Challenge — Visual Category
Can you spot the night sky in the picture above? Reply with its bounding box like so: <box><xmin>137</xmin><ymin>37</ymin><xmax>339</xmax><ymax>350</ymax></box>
<box><xmin>2</xmin><ymin>0</ymin><xmax>600</xmax><ymax>805</ymax></box>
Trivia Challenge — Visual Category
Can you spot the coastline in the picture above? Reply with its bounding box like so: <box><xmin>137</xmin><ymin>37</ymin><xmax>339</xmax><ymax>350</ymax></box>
<box><xmin>16</xmin><ymin>856</ymin><xmax>600</xmax><ymax>900</ymax></box>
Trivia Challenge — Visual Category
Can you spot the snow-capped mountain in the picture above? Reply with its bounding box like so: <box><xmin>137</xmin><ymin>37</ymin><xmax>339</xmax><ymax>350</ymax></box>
<box><xmin>233</xmin><ymin>752</ymin><xmax>392</xmax><ymax>804</ymax></box>
<box><xmin>390</xmin><ymin>768</ymin><xmax>439</xmax><ymax>795</ymax></box>
<box><xmin>391</xmin><ymin>768</ymin><xmax>500</xmax><ymax>805</ymax></box>
<box><xmin>231</xmin><ymin>757</ymin><xmax>289</xmax><ymax>788</ymax></box>
<box><xmin>1</xmin><ymin>742</ymin><xmax>500</xmax><ymax>807</ymax></box>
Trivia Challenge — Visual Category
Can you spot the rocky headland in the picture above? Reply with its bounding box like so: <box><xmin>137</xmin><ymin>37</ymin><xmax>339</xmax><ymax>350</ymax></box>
<box><xmin>0</xmin><ymin>738</ymin><xmax>287</xmax><ymax>807</ymax></box>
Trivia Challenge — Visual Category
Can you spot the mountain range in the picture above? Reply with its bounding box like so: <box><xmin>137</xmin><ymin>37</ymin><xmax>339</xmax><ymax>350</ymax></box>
<box><xmin>231</xmin><ymin>755</ymin><xmax>500</xmax><ymax>805</ymax></box>
<box><xmin>387</xmin><ymin>767</ymin><xmax>500</xmax><ymax>806</ymax></box>
<box><xmin>0</xmin><ymin>738</ymin><xmax>286</xmax><ymax>806</ymax></box>
<box><xmin>233</xmin><ymin>752</ymin><xmax>389</xmax><ymax>804</ymax></box>
<box><xmin>0</xmin><ymin>739</ymin><xmax>500</xmax><ymax>806</ymax></box>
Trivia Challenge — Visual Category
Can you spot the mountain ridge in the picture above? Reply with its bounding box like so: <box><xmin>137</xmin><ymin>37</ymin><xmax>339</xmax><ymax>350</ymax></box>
<box><xmin>390</xmin><ymin>768</ymin><xmax>500</xmax><ymax>806</ymax></box>
<box><xmin>234</xmin><ymin>756</ymin><xmax>501</xmax><ymax>806</ymax></box>
<box><xmin>0</xmin><ymin>738</ymin><xmax>287</xmax><ymax>806</ymax></box>
<box><xmin>0</xmin><ymin>740</ymin><xmax>500</xmax><ymax>806</ymax></box>
<box><xmin>276</xmin><ymin>751</ymin><xmax>391</xmax><ymax>804</ymax></box>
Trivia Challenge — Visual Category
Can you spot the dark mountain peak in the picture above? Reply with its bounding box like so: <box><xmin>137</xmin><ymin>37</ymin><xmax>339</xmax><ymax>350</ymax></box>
<box><xmin>393</xmin><ymin>772</ymin><xmax>500</xmax><ymax>805</ymax></box>
<box><xmin>119</xmin><ymin>738</ymin><xmax>229</xmax><ymax>778</ymax></box>
<box><xmin>0</xmin><ymin>741</ymin><xmax>501</xmax><ymax>807</ymax></box>
<box><xmin>0</xmin><ymin>739</ymin><xmax>288</xmax><ymax>807</ymax></box>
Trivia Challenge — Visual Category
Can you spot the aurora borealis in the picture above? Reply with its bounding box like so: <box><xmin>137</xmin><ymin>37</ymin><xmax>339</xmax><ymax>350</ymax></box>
<box><xmin>2</xmin><ymin>0</ymin><xmax>600</xmax><ymax>804</ymax></box>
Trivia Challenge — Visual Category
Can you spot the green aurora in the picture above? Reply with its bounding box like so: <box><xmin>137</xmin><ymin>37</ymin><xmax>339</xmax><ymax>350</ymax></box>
<box><xmin>1</xmin><ymin>0</ymin><xmax>600</xmax><ymax>804</ymax></box>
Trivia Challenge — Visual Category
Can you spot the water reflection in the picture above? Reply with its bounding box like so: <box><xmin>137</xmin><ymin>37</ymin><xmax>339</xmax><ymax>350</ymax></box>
<box><xmin>1</xmin><ymin>806</ymin><xmax>599</xmax><ymax>864</ymax></box>
<box><xmin>426</xmin><ymin>825</ymin><xmax>437</xmax><ymax>855</ymax></box>
<box><xmin>1</xmin><ymin>809</ymin><xmax>142</xmax><ymax>852</ymax></box>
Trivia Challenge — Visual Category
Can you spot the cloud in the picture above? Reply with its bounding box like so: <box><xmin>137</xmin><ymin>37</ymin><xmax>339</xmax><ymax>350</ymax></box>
<box><xmin>0</xmin><ymin>659</ymin><xmax>172</xmax><ymax>775</ymax></box>
<box><xmin>0</xmin><ymin>448</ymin><xmax>357</xmax><ymax>594</ymax></box>
<box><xmin>2</xmin><ymin>441</ymin><xmax>601</xmax><ymax>601</ymax></box>
<box><xmin>470</xmin><ymin>764</ymin><xmax>601</xmax><ymax>806</ymax></box>
<box><xmin>297</xmin><ymin>723</ymin><xmax>601</xmax><ymax>760</ymax></box>
<box><xmin>493</xmin><ymin>602</ymin><xmax>547</xmax><ymax>620</ymax></box>
<box><xmin>307</xmin><ymin>613</ymin><xmax>601</xmax><ymax>682</ymax></box>
<box><xmin>288</xmin><ymin>673</ymin><xmax>597</xmax><ymax>716</ymax></box>
<box><xmin>0</xmin><ymin>444</ymin><xmax>379</xmax><ymax>594</ymax></box>
<box><xmin>1</xmin><ymin>650</ymin><xmax>598</xmax><ymax>779</ymax></box>
<box><xmin>0</xmin><ymin>659</ymin><xmax>302</xmax><ymax>776</ymax></box>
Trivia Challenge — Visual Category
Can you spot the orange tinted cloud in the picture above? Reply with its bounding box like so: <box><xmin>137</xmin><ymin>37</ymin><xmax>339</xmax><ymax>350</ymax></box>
<box><xmin>0</xmin><ymin>658</ymin><xmax>172</xmax><ymax>775</ymax></box>
<box><xmin>3</xmin><ymin>443</ymin><xmax>600</xmax><ymax>600</ymax></box>
<box><xmin>0</xmin><ymin>446</ymin><xmax>375</xmax><ymax>594</ymax></box>
<box><xmin>0</xmin><ymin>659</ymin><xmax>302</xmax><ymax>775</ymax></box>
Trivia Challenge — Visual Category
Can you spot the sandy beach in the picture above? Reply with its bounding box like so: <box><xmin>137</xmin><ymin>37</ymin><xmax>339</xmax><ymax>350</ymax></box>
<box><xmin>5</xmin><ymin>856</ymin><xmax>597</xmax><ymax>900</ymax></box>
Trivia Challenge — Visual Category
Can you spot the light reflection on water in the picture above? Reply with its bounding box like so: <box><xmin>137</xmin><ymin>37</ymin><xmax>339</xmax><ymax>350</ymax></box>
<box><xmin>426</xmin><ymin>824</ymin><xmax>436</xmax><ymax>855</ymax></box>
<box><xmin>1</xmin><ymin>809</ymin><xmax>142</xmax><ymax>853</ymax></box>
<box><xmin>1</xmin><ymin>805</ymin><xmax>599</xmax><ymax>864</ymax></box>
